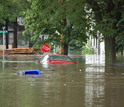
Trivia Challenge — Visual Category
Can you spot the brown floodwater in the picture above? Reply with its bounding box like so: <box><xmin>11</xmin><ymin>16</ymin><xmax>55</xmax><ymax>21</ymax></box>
<box><xmin>0</xmin><ymin>55</ymin><xmax>124</xmax><ymax>107</ymax></box>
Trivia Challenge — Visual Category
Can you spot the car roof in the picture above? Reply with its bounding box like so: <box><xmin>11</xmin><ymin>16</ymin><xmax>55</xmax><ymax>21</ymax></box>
<box><xmin>46</xmin><ymin>54</ymin><xmax>68</xmax><ymax>57</ymax></box>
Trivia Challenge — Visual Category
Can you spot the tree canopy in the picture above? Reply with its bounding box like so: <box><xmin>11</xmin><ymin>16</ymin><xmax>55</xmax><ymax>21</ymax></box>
<box><xmin>23</xmin><ymin>0</ymin><xmax>124</xmax><ymax>62</ymax></box>
<box><xmin>0</xmin><ymin>0</ymin><xmax>30</xmax><ymax>48</ymax></box>
<box><xmin>86</xmin><ymin>0</ymin><xmax>124</xmax><ymax>63</ymax></box>
<box><xmin>23</xmin><ymin>0</ymin><xmax>89</xmax><ymax>54</ymax></box>
<box><xmin>0</xmin><ymin>0</ymin><xmax>123</xmax><ymax>63</ymax></box>
<box><xmin>0</xmin><ymin>0</ymin><xmax>26</xmax><ymax>24</ymax></box>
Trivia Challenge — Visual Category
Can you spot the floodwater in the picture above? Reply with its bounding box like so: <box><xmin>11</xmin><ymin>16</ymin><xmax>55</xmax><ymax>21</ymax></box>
<box><xmin>0</xmin><ymin>54</ymin><xmax>124</xmax><ymax>107</ymax></box>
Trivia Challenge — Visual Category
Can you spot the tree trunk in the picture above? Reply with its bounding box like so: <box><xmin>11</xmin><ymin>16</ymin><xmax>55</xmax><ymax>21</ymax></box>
<box><xmin>5</xmin><ymin>19</ymin><xmax>9</xmax><ymax>49</ymax></box>
<box><xmin>121</xmin><ymin>46</ymin><xmax>124</xmax><ymax>56</ymax></box>
<box><xmin>121</xmin><ymin>51</ymin><xmax>123</xmax><ymax>56</ymax></box>
<box><xmin>13</xmin><ymin>18</ymin><xmax>18</xmax><ymax>48</ymax></box>
<box><xmin>60</xmin><ymin>19</ymin><xmax>67</xmax><ymax>55</ymax></box>
<box><xmin>64</xmin><ymin>43</ymin><xmax>68</xmax><ymax>55</ymax></box>
<box><xmin>60</xmin><ymin>0</ymin><xmax>68</xmax><ymax>55</ymax></box>
<box><xmin>60</xmin><ymin>34</ymin><xmax>64</xmax><ymax>54</ymax></box>
<box><xmin>60</xmin><ymin>41</ymin><xmax>68</xmax><ymax>55</ymax></box>
<box><xmin>104</xmin><ymin>36</ymin><xmax>116</xmax><ymax>64</ymax></box>
<box><xmin>120</xmin><ymin>48</ymin><xmax>123</xmax><ymax>56</ymax></box>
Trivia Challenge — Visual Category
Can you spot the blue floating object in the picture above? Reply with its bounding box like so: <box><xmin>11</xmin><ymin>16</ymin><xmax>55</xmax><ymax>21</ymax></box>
<box><xmin>23</xmin><ymin>70</ymin><xmax>41</xmax><ymax>75</ymax></box>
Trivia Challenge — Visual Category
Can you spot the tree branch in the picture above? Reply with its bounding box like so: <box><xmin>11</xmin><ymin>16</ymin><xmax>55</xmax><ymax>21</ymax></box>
<box><xmin>86</xmin><ymin>0</ymin><xmax>102</xmax><ymax>22</ymax></box>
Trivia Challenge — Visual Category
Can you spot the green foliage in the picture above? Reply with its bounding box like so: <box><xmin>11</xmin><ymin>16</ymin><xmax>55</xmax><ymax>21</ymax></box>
<box><xmin>23</xmin><ymin>0</ymin><xmax>89</xmax><ymax>49</ymax></box>
<box><xmin>85</xmin><ymin>0</ymin><xmax>124</xmax><ymax>62</ymax></box>
<box><xmin>33</xmin><ymin>43</ymin><xmax>42</xmax><ymax>49</ymax></box>
<box><xmin>0</xmin><ymin>0</ymin><xmax>17</xmax><ymax>22</ymax></box>
<box><xmin>82</xmin><ymin>46</ymin><xmax>95</xmax><ymax>54</ymax></box>
<box><xmin>0</xmin><ymin>0</ymin><xmax>29</xmax><ymax>25</ymax></box>
<box><xmin>83</xmin><ymin>1</ymin><xmax>120</xmax><ymax>37</ymax></box>
<box><xmin>82</xmin><ymin>42</ymin><xmax>95</xmax><ymax>54</ymax></box>
<box><xmin>116</xmin><ymin>36</ymin><xmax>124</xmax><ymax>53</ymax></box>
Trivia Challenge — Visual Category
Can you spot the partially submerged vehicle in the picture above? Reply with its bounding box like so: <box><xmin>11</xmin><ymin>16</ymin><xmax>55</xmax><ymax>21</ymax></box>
<box><xmin>39</xmin><ymin>54</ymin><xmax>77</xmax><ymax>64</ymax></box>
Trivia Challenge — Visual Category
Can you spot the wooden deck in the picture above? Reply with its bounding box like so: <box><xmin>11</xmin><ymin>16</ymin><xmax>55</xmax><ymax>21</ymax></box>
<box><xmin>0</xmin><ymin>48</ymin><xmax>41</xmax><ymax>55</ymax></box>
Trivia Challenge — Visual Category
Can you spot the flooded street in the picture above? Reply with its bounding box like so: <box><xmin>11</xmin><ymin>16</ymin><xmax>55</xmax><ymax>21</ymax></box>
<box><xmin>0</xmin><ymin>55</ymin><xmax>124</xmax><ymax>107</ymax></box>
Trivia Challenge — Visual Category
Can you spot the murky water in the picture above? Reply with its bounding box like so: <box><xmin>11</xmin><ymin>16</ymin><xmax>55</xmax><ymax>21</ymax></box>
<box><xmin>0</xmin><ymin>55</ymin><xmax>124</xmax><ymax>107</ymax></box>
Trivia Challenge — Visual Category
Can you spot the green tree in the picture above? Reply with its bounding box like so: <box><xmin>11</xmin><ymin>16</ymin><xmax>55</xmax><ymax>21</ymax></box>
<box><xmin>23</xmin><ymin>0</ymin><xmax>124</xmax><ymax>63</ymax></box>
<box><xmin>0</xmin><ymin>0</ymin><xmax>29</xmax><ymax>48</ymax></box>
<box><xmin>86</xmin><ymin>0</ymin><xmax>124</xmax><ymax>63</ymax></box>
<box><xmin>23</xmin><ymin>0</ymin><xmax>88</xmax><ymax>55</ymax></box>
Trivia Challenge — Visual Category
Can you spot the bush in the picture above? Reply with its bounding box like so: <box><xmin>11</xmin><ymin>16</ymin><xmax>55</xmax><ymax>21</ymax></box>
<box><xmin>82</xmin><ymin>44</ymin><xmax>95</xmax><ymax>54</ymax></box>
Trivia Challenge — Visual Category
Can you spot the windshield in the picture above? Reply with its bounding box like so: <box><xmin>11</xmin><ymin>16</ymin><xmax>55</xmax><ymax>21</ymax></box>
<box><xmin>49</xmin><ymin>55</ymin><xmax>72</xmax><ymax>61</ymax></box>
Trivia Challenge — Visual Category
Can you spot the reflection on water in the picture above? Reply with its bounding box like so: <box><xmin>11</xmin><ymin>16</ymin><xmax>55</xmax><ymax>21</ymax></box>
<box><xmin>0</xmin><ymin>55</ymin><xmax>124</xmax><ymax>107</ymax></box>
<box><xmin>85</xmin><ymin>55</ymin><xmax>105</xmax><ymax>107</ymax></box>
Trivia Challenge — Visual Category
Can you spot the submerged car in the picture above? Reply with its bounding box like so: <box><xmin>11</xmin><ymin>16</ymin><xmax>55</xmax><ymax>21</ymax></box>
<box><xmin>39</xmin><ymin>54</ymin><xmax>77</xmax><ymax>64</ymax></box>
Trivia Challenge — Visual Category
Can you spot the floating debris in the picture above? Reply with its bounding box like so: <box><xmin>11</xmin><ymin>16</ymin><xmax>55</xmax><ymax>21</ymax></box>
<box><xmin>17</xmin><ymin>70</ymin><xmax>42</xmax><ymax>76</ymax></box>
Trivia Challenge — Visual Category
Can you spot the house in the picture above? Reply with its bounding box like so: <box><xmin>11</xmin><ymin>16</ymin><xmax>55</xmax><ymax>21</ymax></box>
<box><xmin>0</xmin><ymin>17</ymin><xmax>29</xmax><ymax>50</ymax></box>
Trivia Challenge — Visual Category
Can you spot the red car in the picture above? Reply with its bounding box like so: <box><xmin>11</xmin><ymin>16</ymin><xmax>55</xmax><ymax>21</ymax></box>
<box><xmin>39</xmin><ymin>54</ymin><xmax>77</xmax><ymax>64</ymax></box>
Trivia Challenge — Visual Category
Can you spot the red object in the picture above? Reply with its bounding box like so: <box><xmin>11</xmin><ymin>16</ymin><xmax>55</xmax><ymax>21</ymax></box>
<box><xmin>40</xmin><ymin>54</ymin><xmax>77</xmax><ymax>64</ymax></box>
<box><xmin>46</xmin><ymin>60</ymin><xmax>77</xmax><ymax>64</ymax></box>
<box><xmin>41</xmin><ymin>44</ymin><xmax>51</xmax><ymax>53</ymax></box>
